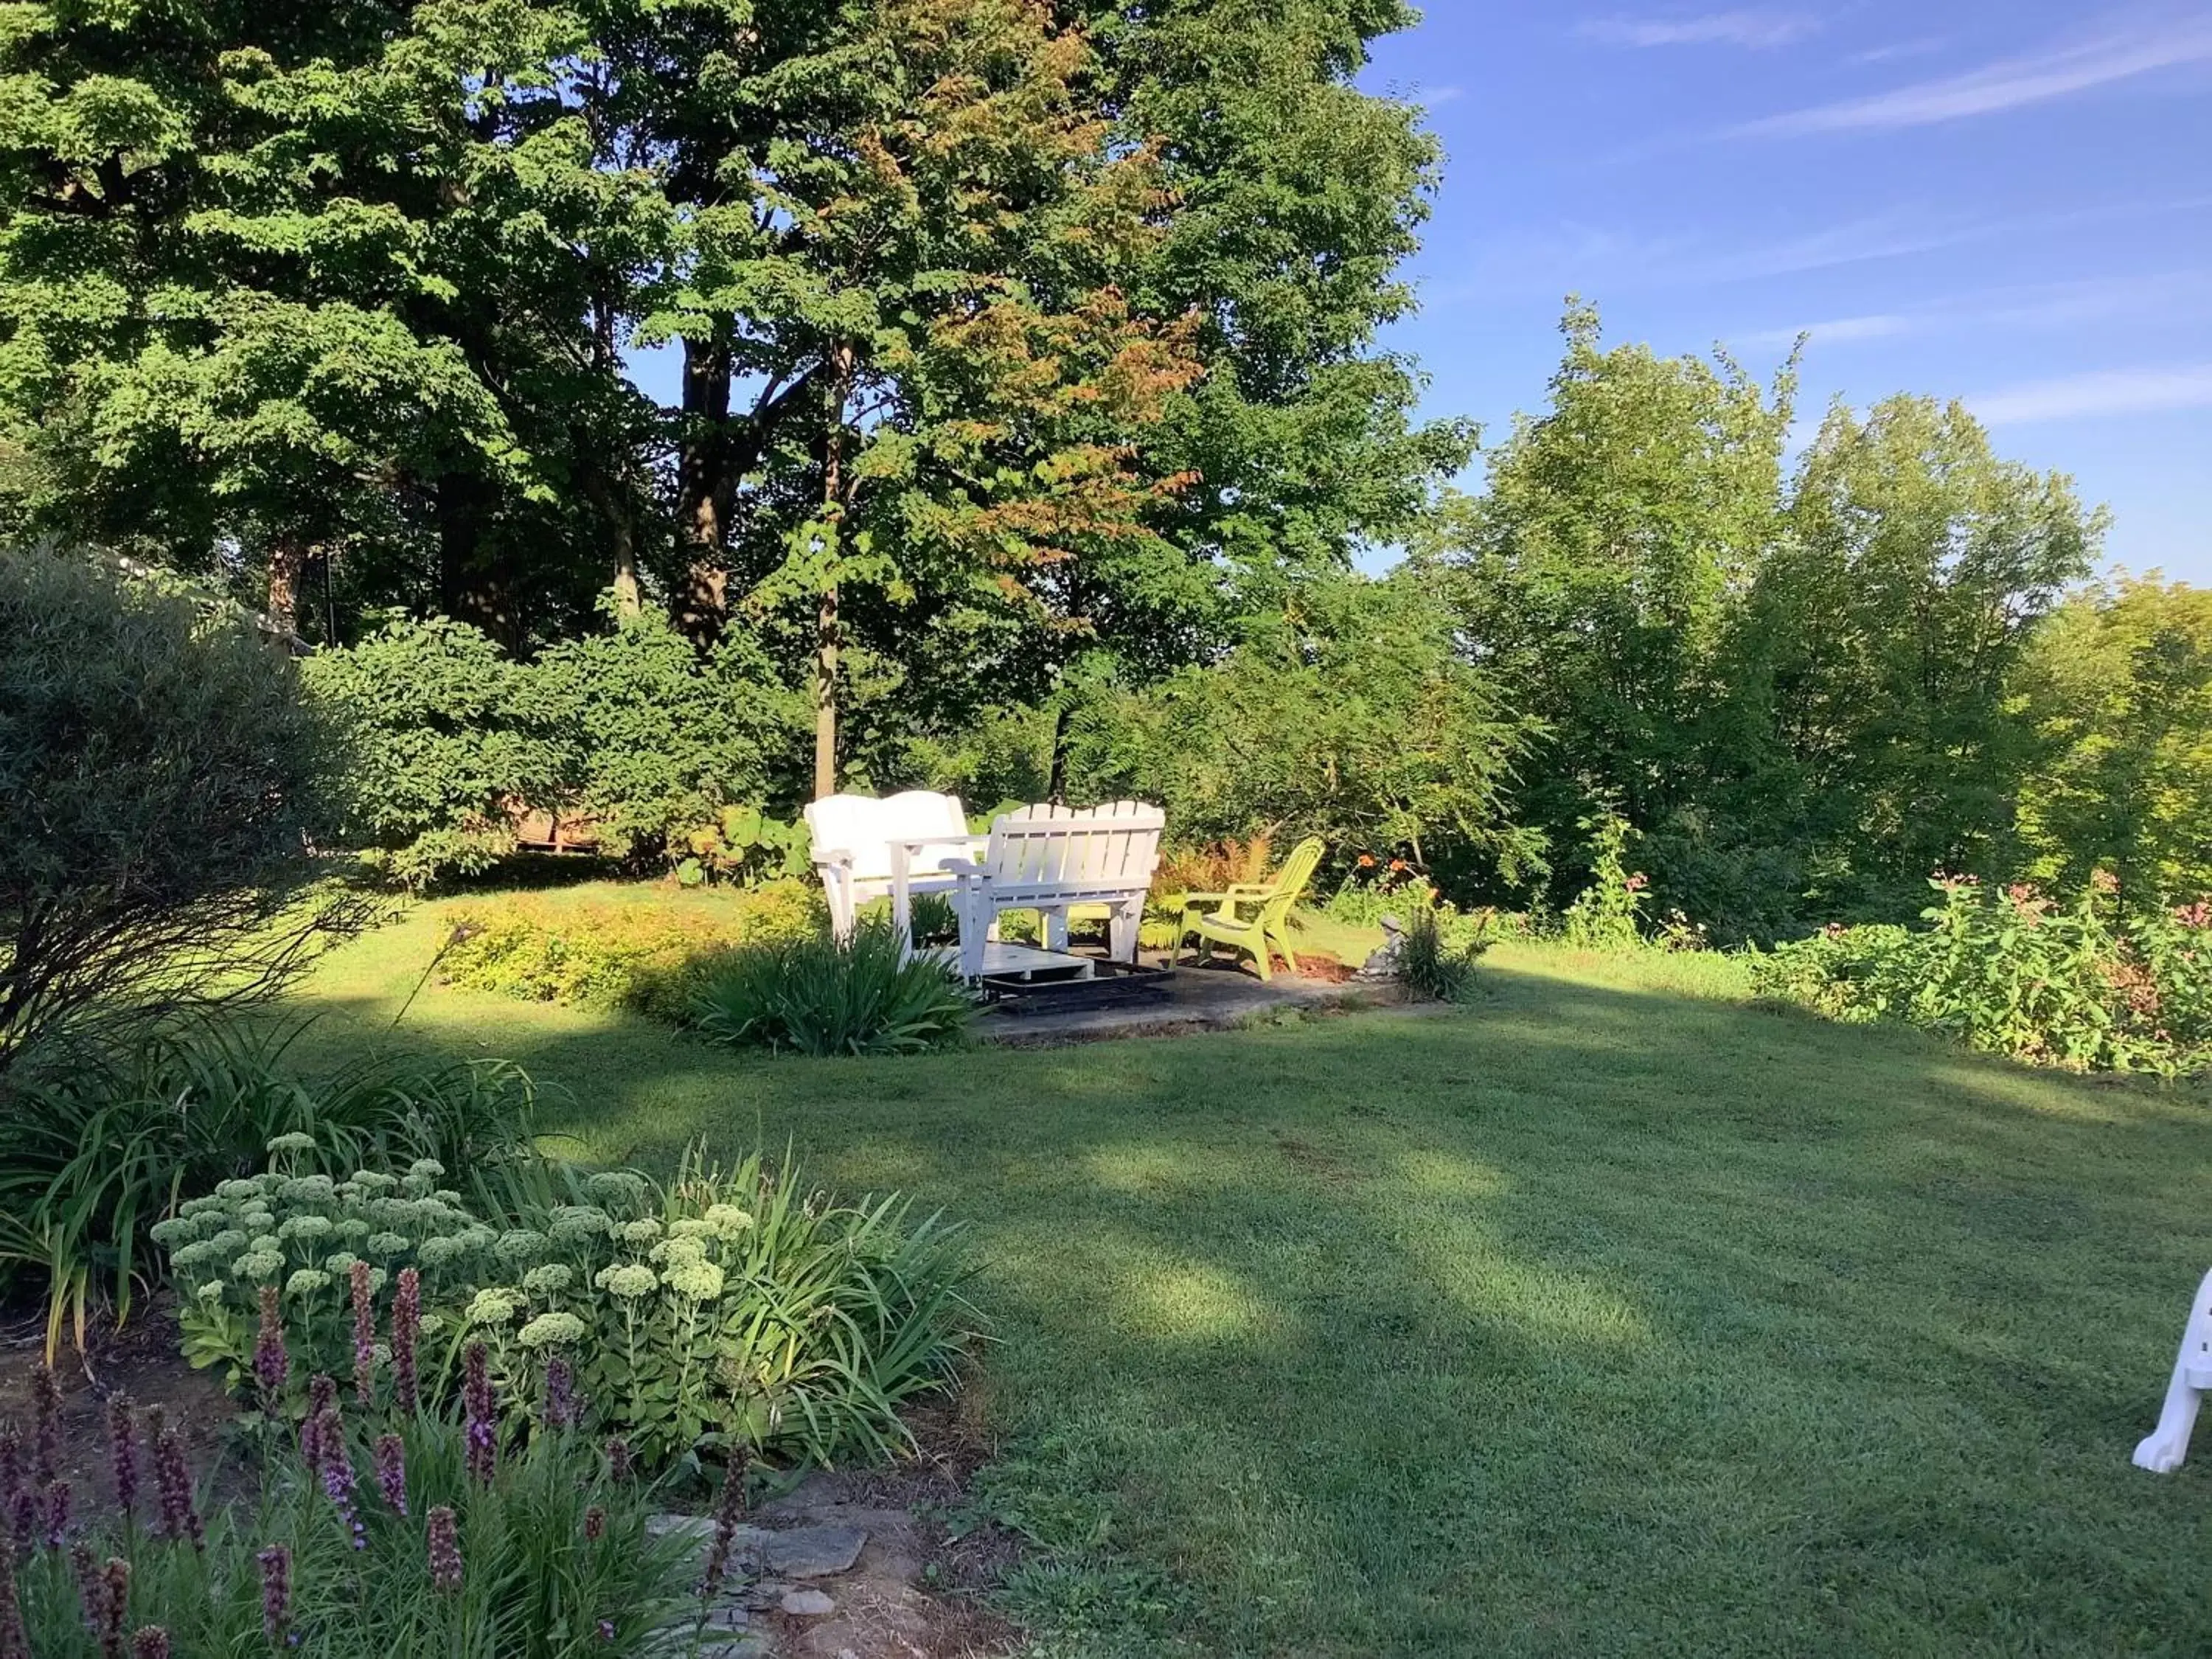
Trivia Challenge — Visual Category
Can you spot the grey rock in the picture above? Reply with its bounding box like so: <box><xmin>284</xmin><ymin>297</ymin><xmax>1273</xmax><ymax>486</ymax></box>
<box><xmin>779</xmin><ymin>1587</ymin><xmax>835</xmax><ymax>1617</ymax></box>
<box><xmin>763</xmin><ymin>1523</ymin><xmax>868</xmax><ymax>1579</ymax></box>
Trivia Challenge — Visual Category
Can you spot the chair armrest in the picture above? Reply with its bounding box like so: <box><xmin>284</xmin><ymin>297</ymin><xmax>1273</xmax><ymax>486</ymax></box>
<box><xmin>937</xmin><ymin>858</ymin><xmax>985</xmax><ymax>877</ymax></box>
<box><xmin>1180</xmin><ymin>888</ymin><xmax>1231</xmax><ymax>904</ymax></box>
<box><xmin>815</xmin><ymin>846</ymin><xmax>856</xmax><ymax>869</ymax></box>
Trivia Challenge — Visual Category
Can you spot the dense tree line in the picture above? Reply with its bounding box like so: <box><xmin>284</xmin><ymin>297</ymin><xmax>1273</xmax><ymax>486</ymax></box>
<box><xmin>1</xmin><ymin>4</ymin><xmax>2202</xmax><ymax>934</ymax></box>
<box><xmin>0</xmin><ymin>0</ymin><xmax>1456</xmax><ymax>790</ymax></box>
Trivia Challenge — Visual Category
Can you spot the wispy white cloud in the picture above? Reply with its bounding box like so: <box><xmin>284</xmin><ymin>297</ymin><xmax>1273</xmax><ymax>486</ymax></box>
<box><xmin>1582</xmin><ymin>9</ymin><xmax>1821</xmax><ymax>49</ymax></box>
<box><xmin>1970</xmin><ymin>364</ymin><xmax>2212</xmax><ymax>425</ymax></box>
<box><xmin>1423</xmin><ymin>85</ymin><xmax>1467</xmax><ymax>107</ymax></box>
<box><xmin>1738</xmin><ymin>13</ymin><xmax>2212</xmax><ymax>134</ymax></box>
<box><xmin>1738</xmin><ymin>271</ymin><xmax>2212</xmax><ymax>349</ymax></box>
<box><xmin>1846</xmin><ymin>37</ymin><xmax>1947</xmax><ymax>66</ymax></box>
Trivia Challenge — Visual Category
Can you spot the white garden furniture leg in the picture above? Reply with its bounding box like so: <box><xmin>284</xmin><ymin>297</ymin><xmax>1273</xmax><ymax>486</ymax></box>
<box><xmin>2134</xmin><ymin>1267</ymin><xmax>2212</xmax><ymax>1472</ymax></box>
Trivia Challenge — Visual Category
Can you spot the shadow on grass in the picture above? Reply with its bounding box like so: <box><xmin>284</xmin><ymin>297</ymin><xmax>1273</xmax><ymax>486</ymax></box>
<box><xmin>283</xmin><ymin>955</ymin><xmax>2212</xmax><ymax>1655</ymax></box>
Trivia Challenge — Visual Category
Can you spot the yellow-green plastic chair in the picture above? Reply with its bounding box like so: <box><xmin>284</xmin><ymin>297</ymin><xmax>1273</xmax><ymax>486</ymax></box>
<box><xmin>1178</xmin><ymin>837</ymin><xmax>1326</xmax><ymax>982</ymax></box>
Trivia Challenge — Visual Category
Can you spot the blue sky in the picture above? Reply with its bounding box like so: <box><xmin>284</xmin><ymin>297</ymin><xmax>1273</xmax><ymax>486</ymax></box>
<box><xmin>1361</xmin><ymin>1</ymin><xmax>2212</xmax><ymax>580</ymax></box>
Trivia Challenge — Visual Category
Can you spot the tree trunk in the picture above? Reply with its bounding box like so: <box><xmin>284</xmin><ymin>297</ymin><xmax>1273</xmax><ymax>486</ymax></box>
<box><xmin>265</xmin><ymin>539</ymin><xmax>307</xmax><ymax>641</ymax></box>
<box><xmin>672</xmin><ymin>331</ymin><xmax>733</xmax><ymax>645</ymax></box>
<box><xmin>813</xmin><ymin>346</ymin><xmax>856</xmax><ymax>801</ymax></box>
<box><xmin>437</xmin><ymin>471</ymin><xmax>510</xmax><ymax>645</ymax></box>
<box><xmin>582</xmin><ymin>461</ymin><xmax>641</xmax><ymax>620</ymax></box>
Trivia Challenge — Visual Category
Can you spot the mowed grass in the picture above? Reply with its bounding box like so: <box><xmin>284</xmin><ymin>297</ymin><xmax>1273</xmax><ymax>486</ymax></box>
<box><xmin>289</xmin><ymin>902</ymin><xmax>2212</xmax><ymax>1656</ymax></box>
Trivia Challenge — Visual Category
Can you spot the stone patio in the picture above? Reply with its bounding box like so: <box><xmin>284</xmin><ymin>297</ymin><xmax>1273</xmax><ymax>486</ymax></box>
<box><xmin>973</xmin><ymin>947</ymin><xmax>1408</xmax><ymax>1044</ymax></box>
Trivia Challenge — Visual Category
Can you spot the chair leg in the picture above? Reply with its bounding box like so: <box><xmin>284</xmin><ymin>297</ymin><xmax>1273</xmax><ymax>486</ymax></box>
<box><xmin>1249</xmin><ymin>938</ymin><xmax>1271</xmax><ymax>982</ymax></box>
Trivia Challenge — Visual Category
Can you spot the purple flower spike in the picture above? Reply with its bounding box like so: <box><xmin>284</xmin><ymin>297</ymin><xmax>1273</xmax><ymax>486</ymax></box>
<box><xmin>582</xmin><ymin>1504</ymin><xmax>606</xmax><ymax>1543</ymax></box>
<box><xmin>257</xmin><ymin>1543</ymin><xmax>291</xmax><ymax>1644</ymax></box>
<box><xmin>426</xmin><ymin>1506</ymin><xmax>463</xmax><ymax>1593</ymax></box>
<box><xmin>350</xmin><ymin>1262</ymin><xmax>376</xmax><ymax>1408</ymax></box>
<box><xmin>605</xmin><ymin>1438</ymin><xmax>632</xmax><ymax>1482</ymax></box>
<box><xmin>543</xmin><ymin>1354</ymin><xmax>576</xmax><ymax>1433</ymax></box>
<box><xmin>462</xmin><ymin>1343</ymin><xmax>496</xmax><ymax>1486</ymax></box>
<box><xmin>253</xmin><ymin>1287</ymin><xmax>288</xmax><ymax>1412</ymax></box>
<box><xmin>391</xmin><ymin>1269</ymin><xmax>421</xmax><ymax>1416</ymax></box>
<box><xmin>147</xmin><ymin>1413</ymin><xmax>201</xmax><ymax>1551</ymax></box>
<box><xmin>103</xmin><ymin>1397</ymin><xmax>139</xmax><ymax>1524</ymax></box>
<box><xmin>97</xmin><ymin>1556</ymin><xmax>129</xmax><ymax>1659</ymax></box>
<box><xmin>41</xmin><ymin>1478</ymin><xmax>70</xmax><ymax>1548</ymax></box>
<box><xmin>28</xmin><ymin>1366</ymin><xmax>59</xmax><ymax>1486</ymax></box>
<box><xmin>316</xmin><ymin>1409</ymin><xmax>363</xmax><ymax>1550</ymax></box>
<box><xmin>373</xmin><ymin>1433</ymin><xmax>407</xmax><ymax>1516</ymax></box>
<box><xmin>301</xmin><ymin>1375</ymin><xmax>336</xmax><ymax>1470</ymax></box>
<box><xmin>0</xmin><ymin>1537</ymin><xmax>25</xmax><ymax>1659</ymax></box>
<box><xmin>701</xmin><ymin>1449</ymin><xmax>748</xmax><ymax>1601</ymax></box>
<box><xmin>0</xmin><ymin>1426</ymin><xmax>21</xmax><ymax>1512</ymax></box>
<box><xmin>131</xmin><ymin>1629</ymin><xmax>170</xmax><ymax>1659</ymax></box>
<box><xmin>72</xmin><ymin>1541</ymin><xmax>99</xmax><ymax>1632</ymax></box>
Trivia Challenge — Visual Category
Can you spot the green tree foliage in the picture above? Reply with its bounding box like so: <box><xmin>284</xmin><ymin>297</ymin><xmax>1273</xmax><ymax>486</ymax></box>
<box><xmin>0</xmin><ymin>0</ymin><xmax>1461</xmax><ymax>797</ymax></box>
<box><xmin>2011</xmin><ymin>577</ymin><xmax>2212</xmax><ymax>902</ymax></box>
<box><xmin>1060</xmin><ymin>573</ymin><xmax>1541</xmax><ymax>880</ymax></box>
<box><xmin>1432</xmin><ymin>307</ymin><xmax>2105</xmax><ymax>939</ymax></box>
<box><xmin>305</xmin><ymin>611</ymin><xmax>799</xmax><ymax>886</ymax></box>
<box><xmin>1718</xmin><ymin>395</ymin><xmax>2098</xmax><ymax>921</ymax></box>
<box><xmin>0</xmin><ymin>544</ymin><xmax>337</xmax><ymax>1071</ymax></box>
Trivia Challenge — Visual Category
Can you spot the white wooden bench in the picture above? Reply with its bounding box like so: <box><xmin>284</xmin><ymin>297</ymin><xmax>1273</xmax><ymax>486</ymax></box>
<box><xmin>802</xmin><ymin>791</ymin><xmax>981</xmax><ymax>945</ymax></box>
<box><xmin>942</xmin><ymin>801</ymin><xmax>1165</xmax><ymax>980</ymax></box>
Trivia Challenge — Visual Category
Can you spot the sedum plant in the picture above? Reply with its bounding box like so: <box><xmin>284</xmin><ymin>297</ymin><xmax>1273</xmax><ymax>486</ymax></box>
<box><xmin>161</xmin><ymin>1141</ymin><xmax>979</xmax><ymax>1470</ymax></box>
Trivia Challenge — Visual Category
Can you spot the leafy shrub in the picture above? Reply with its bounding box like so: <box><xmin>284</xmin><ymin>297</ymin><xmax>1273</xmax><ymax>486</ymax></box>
<box><xmin>1322</xmin><ymin>848</ymin><xmax>1438</xmax><ymax>925</ymax></box>
<box><xmin>1396</xmin><ymin>906</ymin><xmax>1490</xmax><ymax>1004</ymax></box>
<box><xmin>0</xmin><ymin>544</ymin><xmax>343</xmax><ymax>1073</ymax></box>
<box><xmin>689</xmin><ymin>924</ymin><xmax>975</xmax><ymax>1057</ymax></box>
<box><xmin>0</xmin><ymin>1357</ymin><xmax>697</xmax><ymax>1655</ymax></box>
<box><xmin>164</xmin><ymin>1141</ymin><xmax>979</xmax><ymax>1469</ymax></box>
<box><xmin>440</xmin><ymin>883</ymin><xmax>824</xmax><ymax>1013</ymax></box>
<box><xmin>1753</xmin><ymin>874</ymin><xmax>2212</xmax><ymax>1074</ymax></box>
<box><xmin>0</xmin><ymin>1020</ymin><xmax>535</xmax><ymax>1357</ymax></box>
<box><xmin>675</xmin><ymin>804</ymin><xmax>812</xmax><ymax>888</ymax></box>
<box><xmin>307</xmin><ymin>613</ymin><xmax>801</xmax><ymax>888</ymax></box>
<box><xmin>1560</xmin><ymin>810</ymin><xmax>1649</xmax><ymax>951</ymax></box>
<box><xmin>1061</xmin><ymin>574</ymin><xmax>1545</xmax><ymax>885</ymax></box>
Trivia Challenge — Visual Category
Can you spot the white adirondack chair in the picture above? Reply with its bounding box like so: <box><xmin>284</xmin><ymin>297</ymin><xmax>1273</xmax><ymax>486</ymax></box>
<box><xmin>802</xmin><ymin>791</ymin><xmax>981</xmax><ymax>945</ymax></box>
<box><xmin>943</xmin><ymin>801</ymin><xmax>1165</xmax><ymax>979</ymax></box>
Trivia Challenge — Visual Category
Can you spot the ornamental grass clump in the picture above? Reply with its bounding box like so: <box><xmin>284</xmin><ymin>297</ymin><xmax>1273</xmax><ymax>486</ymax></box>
<box><xmin>687</xmin><ymin>920</ymin><xmax>975</xmax><ymax>1057</ymax></box>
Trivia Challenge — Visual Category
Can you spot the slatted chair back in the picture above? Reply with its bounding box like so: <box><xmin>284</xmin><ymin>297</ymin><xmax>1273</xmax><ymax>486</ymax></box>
<box><xmin>983</xmin><ymin>800</ymin><xmax>1165</xmax><ymax>900</ymax></box>
<box><xmin>804</xmin><ymin>790</ymin><xmax>973</xmax><ymax>936</ymax></box>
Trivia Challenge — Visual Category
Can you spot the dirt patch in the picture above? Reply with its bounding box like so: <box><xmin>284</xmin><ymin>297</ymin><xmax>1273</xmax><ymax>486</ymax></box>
<box><xmin>0</xmin><ymin>1296</ymin><xmax>242</xmax><ymax>1516</ymax></box>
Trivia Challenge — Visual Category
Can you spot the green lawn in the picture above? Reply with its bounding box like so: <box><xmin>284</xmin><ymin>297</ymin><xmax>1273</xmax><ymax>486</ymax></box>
<box><xmin>290</xmin><ymin>902</ymin><xmax>2212</xmax><ymax>1656</ymax></box>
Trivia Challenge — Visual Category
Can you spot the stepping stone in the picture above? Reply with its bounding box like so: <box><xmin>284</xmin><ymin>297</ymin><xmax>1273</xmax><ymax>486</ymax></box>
<box><xmin>763</xmin><ymin>1524</ymin><xmax>867</xmax><ymax>1579</ymax></box>
<box><xmin>779</xmin><ymin>1587</ymin><xmax>835</xmax><ymax>1617</ymax></box>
